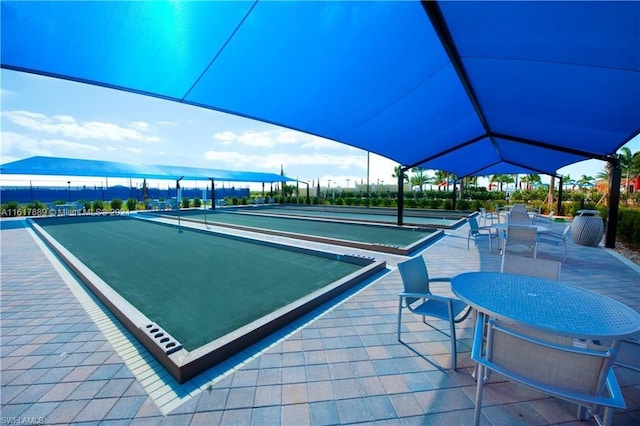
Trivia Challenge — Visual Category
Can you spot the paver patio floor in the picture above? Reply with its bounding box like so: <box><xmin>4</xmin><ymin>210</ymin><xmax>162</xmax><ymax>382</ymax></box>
<box><xmin>1</xmin><ymin>216</ymin><xmax>639</xmax><ymax>425</ymax></box>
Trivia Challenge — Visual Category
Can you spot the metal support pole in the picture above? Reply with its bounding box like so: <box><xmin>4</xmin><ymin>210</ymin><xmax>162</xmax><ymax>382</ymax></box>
<box><xmin>557</xmin><ymin>175</ymin><xmax>563</xmax><ymax>216</ymax></box>
<box><xmin>605</xmin><ymin>158</ymin><xmax>621</xmax><ymax>248</ymax></box>
<box><xmin>397</xmin><ymin>169</ymin><xmax>405</xmax><ymax>226</ymax></box>
<box><xmin>210</xmin><ymin>178</ymin><xmax>215</xmax><ymax>210</ymax></box>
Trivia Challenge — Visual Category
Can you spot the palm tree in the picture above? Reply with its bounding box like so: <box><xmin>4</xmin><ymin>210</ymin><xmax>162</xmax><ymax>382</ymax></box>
<box><xmin>577</xmin><ymin>174</ymin><xmax>595</xmax><ymax>190</ymax></box>
<box><xmin>632</xmin><ymin>151</ymin><xmax>640</xmax><ymax>177</ymax></box>
<box><xmin>490</xmin><ymin>174</ymin><xmax>514</xmax><ymax>192</ymax></box>
<box><xmin>392</xmin><ymin>165</ymin><xmax>409</xmax><ymax>188</ymax></box>
<box><xmin>596</xmin><ymin>168</ymin><xmax>609</xmax><ymax>181</ymax></box>
<box><xmin>434</xmin><ymin>170</ymin><xmax>448</xmax><ymax>191</ymax></box>
<box><xmin>410</xmin><ymin>167</ymin><xmax>430</xmax><ymax>191</ymax></box>
<box><xmin>618</xmin><ymin>147</ymin><xmax>633</xmax><ymax>193</ymax></box>
<box><xmin>521</xmin><ymin>174</ymin><xmax>541</xmax><ymax>191</ymax></box>
<box><xmin>466</xmin><ymin>175</ymin><xmax>479</xmax><ymax>189</ymax></box>
<box><xmin>562</xmin><ymin>174</ymin><xmax>576</xmax><ymax>191</ymax></box>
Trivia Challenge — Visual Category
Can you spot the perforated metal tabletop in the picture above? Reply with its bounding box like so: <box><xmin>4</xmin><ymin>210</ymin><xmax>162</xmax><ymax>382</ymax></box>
<box><xmin>452</xmin><ymin>272</ymin><xmax>640</xmax><ymax>340</ymax></box>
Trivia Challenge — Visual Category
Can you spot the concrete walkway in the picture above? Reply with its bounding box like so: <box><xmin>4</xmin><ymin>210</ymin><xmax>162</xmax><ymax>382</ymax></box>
<box><xmin>1</xmin><ymin>217</ymin><xmax>639</xmax><ymax>425</ymax></box>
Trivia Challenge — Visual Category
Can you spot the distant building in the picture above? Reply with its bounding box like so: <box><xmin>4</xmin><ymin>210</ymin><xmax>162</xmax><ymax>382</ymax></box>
<box><xmin>596</xmin><ymin>176</ymin><xmax>639</xmax><ymax>193</ymax></box>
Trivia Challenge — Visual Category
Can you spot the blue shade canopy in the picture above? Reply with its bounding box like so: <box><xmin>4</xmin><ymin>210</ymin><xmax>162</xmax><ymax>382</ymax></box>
<box><xmin>0</xmin><ymin>156</ymin><xmax>292</xmax><ymax>183</ymax></box>
<box><xmin>2</xmin><ymin>1</ymin><xmax>638</xmax><ymax>177</ymax></box>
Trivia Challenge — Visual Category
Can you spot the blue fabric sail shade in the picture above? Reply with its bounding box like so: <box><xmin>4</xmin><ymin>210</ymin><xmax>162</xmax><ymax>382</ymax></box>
<box><xmin>0</xmin><ymin>157</ymin><xmax>292</xmax><ymax>184</ymax></box>
<box><xmin>1</xmin><ymin>1</ymin><xmax>638</xmax><ymax>177</ymax></box>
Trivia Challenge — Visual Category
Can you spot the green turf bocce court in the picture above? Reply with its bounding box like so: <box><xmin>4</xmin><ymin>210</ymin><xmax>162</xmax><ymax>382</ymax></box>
<box><xmin>30</xmin><ymin>215</ymin><xmax>386</xmax><ymax>382</ymax></box>
<box><xmin>152</xmin><ymin>206</ymin><xmax>446</xmax><ymax>255</ymax></box>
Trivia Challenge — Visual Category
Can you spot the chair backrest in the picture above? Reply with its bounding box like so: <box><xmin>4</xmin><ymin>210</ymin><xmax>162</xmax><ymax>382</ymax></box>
<box><xmin>508</xmin><ymin>211</ymin><xmax>531</xmax><ymax>225</ymax></box>
<box><xmin>534</xmin><ymin>213</ymin><xmax>553</xmax><ymax>226</ymax></box>
<box><xmin>397</xmin><ymin>256</ymin><xmax>431</xmax><ymax>303</ymax></box>
<box><xmin>501</xmin><ymin>254</ymin><xmax>561</xmax><ymax>281</ymax></box>
<box><xmin>505</xmin><ymin>225</ymin><xmax>537</xmax><ymax>246</ymax></box>
<box><xmin>468</xmin><ymin>216</ymin><xmax>480</xmax><ymax>233</ymax></box>
<box><xmin>479</xmin><ymin>318</ymin><xmax>622</xmax><ymax>408</ymax></box>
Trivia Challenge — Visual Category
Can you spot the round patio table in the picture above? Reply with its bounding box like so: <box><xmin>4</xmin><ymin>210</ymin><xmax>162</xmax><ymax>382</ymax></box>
<box><xmin>451</xmin><ymin>272</ymin><xmax>640</xmax><ymax>340</ymax></box>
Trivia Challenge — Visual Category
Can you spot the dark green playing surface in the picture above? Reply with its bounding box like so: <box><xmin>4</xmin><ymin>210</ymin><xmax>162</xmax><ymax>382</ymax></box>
<box><xmin>170</xmin><ymin>210</ymin><xmax>435</xmax><ymax>246</ymax></box>
<box><xmin>36</xmin><ymin>216</ymin><xmax>361</xmax><ymax>351</ymax></box>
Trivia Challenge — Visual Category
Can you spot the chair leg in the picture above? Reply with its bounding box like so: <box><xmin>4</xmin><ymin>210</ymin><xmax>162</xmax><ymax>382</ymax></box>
<box><xmin>473</xmin><ymin>364</ymin><xmax>485</xmax><ymax>426</ymax></box>
<box><xmin>397</xmin><ymin>298</ymin><xmax>403</xmax><ymax>341</ymax></box>
<box><xmin>450</xmin><ymin>321</ymin><xmax>457</xmax><ymax>370</ymax></box>
<box><xmin>448</xmin><ymin>304</ymin><xmax>457</xmax><ymax>370</ymax></box>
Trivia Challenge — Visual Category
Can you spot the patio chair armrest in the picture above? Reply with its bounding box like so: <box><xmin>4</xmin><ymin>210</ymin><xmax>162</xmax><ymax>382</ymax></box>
<box><xmin>399</xmin><ymin>291</ymin><xmax>430</xmax><ymax>299</ymax></box>
<box><xmin>399</xmin><ymin>291</ymin><xmax>455</xmax><ymax>304</ymax></box>
<box><xmin>537</xmin><ymin>232</ymin><xmax>564</xmax><ymax>242</ymax></box>
<box><xmin>400</xmin><ymin>292</ymin><xmax>456</xmax><ymax>304</ymax></box>
<box><xmin>428</xmin><ymin>277</ymin><xmax>452</xmax><ymax>283</ymax></box>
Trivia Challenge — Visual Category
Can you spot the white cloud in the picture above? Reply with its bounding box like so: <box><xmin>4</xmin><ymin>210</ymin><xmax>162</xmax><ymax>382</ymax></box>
<box><xmin>274</xmin><ymin>130</ymin><xmax>304</xmax><ymax>145</ymax></box>
<box><xmin>0</xmin><ymin>131</ymin><xmax>50</xmax><ymax>157</ymax></box>
<box><xmin>203</xmin><ymin>149</ymin><xmax>366</xmax><ymax>171</ymax></box>
<box><xmin>2</xmin><ymin>110</ymin><xmax>160</xmax><ymax>142</ymax></box>
<box><xmin>41</xmin><ymin>139</ymin><xmax>99</xmax><ymax>151</ymax></box>
<box><xmin>53</xmin><ymin>115</ymin><xmax>75</xmax><ymax>124</ymax></box>
<box><xmin>213</xmin><ymin>131</ymin><xmax>238</xmax><ymax>144</ymax></box>
<box><xmin>130</xmin><ymin>121</ymin><xmax>151</xmax><ymax>131</ymax></box>
<box><xmin>212</xmin><ymin>129</ymin><xmax>322</xmax><ymax>148</ymax></box>
<box><xmin>237</xmin><ymin>131</ymin><xmax>274</xmax><ymax>147</ymax></box>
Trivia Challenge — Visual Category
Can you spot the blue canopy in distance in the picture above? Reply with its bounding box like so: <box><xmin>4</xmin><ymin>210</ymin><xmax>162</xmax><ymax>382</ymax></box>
<box><xmin>0</xmin><ymin>156</ymin><xmax>292</xmax><ymax>184</ymax></box>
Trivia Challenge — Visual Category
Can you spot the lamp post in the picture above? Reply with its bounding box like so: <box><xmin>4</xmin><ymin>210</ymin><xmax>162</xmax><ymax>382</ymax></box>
<box><xmin>67</xmin><ymin>181</ymin><xmax>71</xmax><ymax>201</ymax></box>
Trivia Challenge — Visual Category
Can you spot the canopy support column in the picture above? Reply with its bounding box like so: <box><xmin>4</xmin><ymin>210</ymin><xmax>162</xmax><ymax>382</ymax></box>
<box><xmin>557</xmin><ymin>175</ymin><xmax>563</xmax><ymax>216</ymax></box>
<box><xmin>397</xmin><ymin>167</ymin><xmax>407</xmax><ymax>226</ymax></box>
<box><xmin>452</xmin><ymin>180</ymin><xmax>457</xmax><ymax>210</ymax></box>
<box><xmin>605</xmin><ymin>157</ymin><xmax>621</xmax><ymax>248</ymax></box>
<box><xmin>210</xmin><ymin>178</ymin><xmax>215</xmax><ymax>210</ymax></box>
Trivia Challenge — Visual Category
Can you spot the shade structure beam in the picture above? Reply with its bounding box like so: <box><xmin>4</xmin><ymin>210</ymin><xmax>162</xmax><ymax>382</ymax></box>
<box><xmin>491</xmin><ymin>133</ymin><xmax>620</xmax><ymax>163</ymax></box>
<box><xmin>421</xmin><ymin>1</ymin><xmax>501</xmax><ymax>159</ymax></box>
<box><xmin>181</xmin><ymin>1</ymin><xmax>259</xmax><ymax>102</ymax></box>
<box><xmin>402</xmin><ymin>134</ymin><xmax>487</xmax><ymax>172</ymax></box>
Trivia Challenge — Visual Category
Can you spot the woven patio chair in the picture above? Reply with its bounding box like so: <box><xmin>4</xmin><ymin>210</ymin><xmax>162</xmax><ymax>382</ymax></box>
<box><xmin>397</xmin><ymin>256</ymin><xmax>471</xmax><ymax>370</ymax></box>
<box><xmin>472</xmin><ymin>314</ymin><xmax>625</xmax><ymax>426</ymax></box>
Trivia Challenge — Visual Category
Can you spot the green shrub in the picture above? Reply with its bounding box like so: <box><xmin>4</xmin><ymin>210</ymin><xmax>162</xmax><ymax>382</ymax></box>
<box><xmin>181</xmin><ymin>197</ymin><xmax>190</xmax><ymax>208</ymax></box>
<box><xmin>193</xmin><ymin>197</ymin><xmax>202</xmax><ymax>208</ymax></box>
<box><xmin>428</xmin><ymin>199</ymin><xmax>442</xmax><ymax>209</ymax></box>
<box><xmin>456</xmin><ymin>200</ymin><xmax>470</xmax><ymax>210</ymax></box>
<box><xmin>93</xmin><ymin>199</ymin><xmax>104</xmax><ymax>211</ymax></box>
<box><xmin>110</xmin><ymin>198</ymin><xmax>123</xmax><ymax>210</ymax></box>
<box><xmin>22</xmin><ymin>201</ymin><xmax>48</xmax><ymax>216</ymax></box>
<box><xmin>1</xmin><ymin>201</ymin><xmax>19</xmax><ymax>217</ymax></box>
<box><xmin>126</xmin><ymin>198</ymin><xmax>137</xmax><ymax>211</ymax></box>
<box><xmin>617</xmin><ymin>208</ymin><xmax>640</xmax><ymax>245</ymax></box>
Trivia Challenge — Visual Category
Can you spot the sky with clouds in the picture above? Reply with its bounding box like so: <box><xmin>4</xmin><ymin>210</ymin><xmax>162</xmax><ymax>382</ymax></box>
<box><xmin>1</xmin><ymin>68</ymin><xmax>638</xmax><ymax>191</ymax></box>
